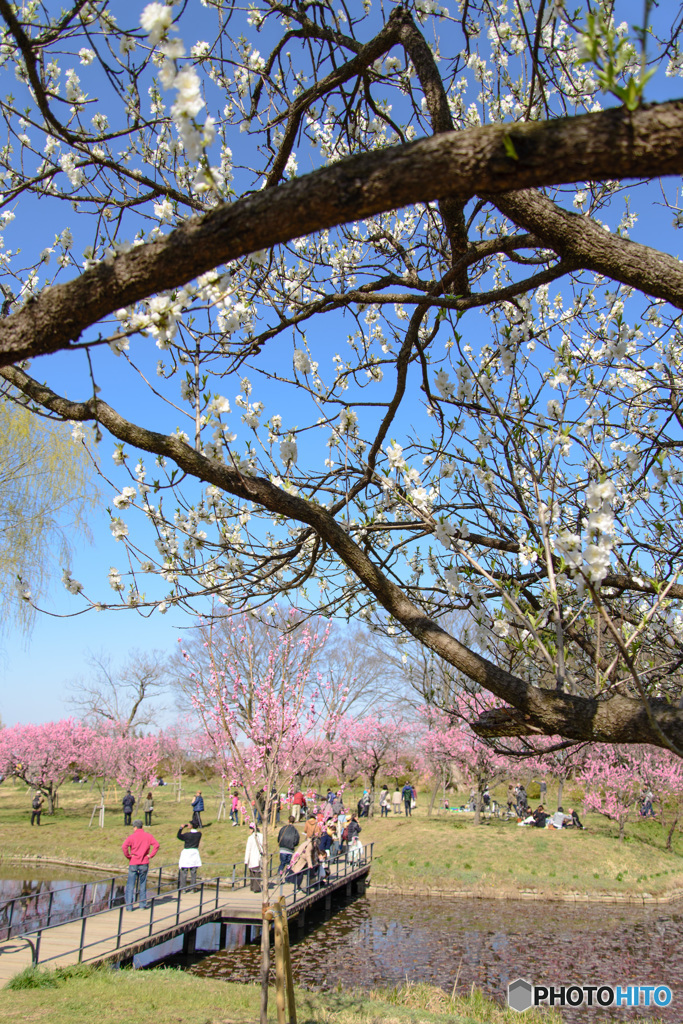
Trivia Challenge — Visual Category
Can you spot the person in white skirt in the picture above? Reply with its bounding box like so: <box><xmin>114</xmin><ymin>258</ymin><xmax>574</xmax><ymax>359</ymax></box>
<box><xmin>244</xmin><ymin>822</ymin><xmax>263</xmax><ymax>892</ymax></box>
<box><xmin>177</xmin><ymin>822</ymin><xmax>202</xmax><ymax>888</ymax></box>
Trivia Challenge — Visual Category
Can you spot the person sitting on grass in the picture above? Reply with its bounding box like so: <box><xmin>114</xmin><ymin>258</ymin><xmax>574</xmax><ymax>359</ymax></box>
<box><xmin>567</xmin><ymin>807</ymin><xmax>585</xmax><ymax>829</ymax></box>
<box><xmin>531</xmin><ymin>805</ymin><xmax>550</xmax><ymax>828</ymax></box>
<box><xmin>550</xmin><ymin>807</ymin><xmax>572</xmax><ymax>829</ymax></box>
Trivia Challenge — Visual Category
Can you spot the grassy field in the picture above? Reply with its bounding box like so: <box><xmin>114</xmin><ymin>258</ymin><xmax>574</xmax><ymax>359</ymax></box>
<box><xmin>1</xmin><ymin>777</ymin><xmax>682</xmax><ymax>898</ymax></box>
<box><xmin>0</xmin><ymin>965</ymin><xmax>564</xmax><ymax>1024</ymax></box>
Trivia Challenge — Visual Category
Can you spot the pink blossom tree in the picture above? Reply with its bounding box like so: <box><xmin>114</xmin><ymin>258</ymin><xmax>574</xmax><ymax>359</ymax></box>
<box><xmin>337</xmin><ymin>713</ymin><xmax>410</xmax><ymax>815</ymax></box>
<box><xmin>431</xmin><ymin>702</ymin><xmax>511</xmax><ymax>825</ymax></box>
<box><xmin>83</xmin><ymin>731</ymin><xmax>161</xmax><ymax>811</ymax></box>
<box><xmin>185</xmin><ymin>610</ymin><xmax>342</xmax><ymax>1024</ymax></box>
<box><xmin>0</xmin><ymin>719</ymin><xmax>93</xmax><ymax>813</ymax></box>
<box><xmin>578</xmin><ymin>745</ymin><xmax>649</xmax><ymax>842</ymax></box>
<box><xmin>416</xmin><ymin>710</ymin><xmax>468</xmax><ymax>816</ymax></box>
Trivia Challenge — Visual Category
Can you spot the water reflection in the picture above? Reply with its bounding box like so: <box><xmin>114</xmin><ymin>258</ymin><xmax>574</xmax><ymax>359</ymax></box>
<box><xmin>0</xmin><ymin>871</ymin><xmax>127</xmax><ymax>938</ymax></box>
<box><xmin>186</xmin><ymin>893</ymin><xmax>683</xmax><ymax>1021</ymax></box>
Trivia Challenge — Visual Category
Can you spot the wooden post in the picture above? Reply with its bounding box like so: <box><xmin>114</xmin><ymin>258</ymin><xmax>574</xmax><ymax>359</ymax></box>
<box><xmin>273</xmin><ymin>904</ymin><xmax>286</xmax><ymax>1024</ymax></box>
<box><xmin>279</xmin><ymin>897</ymin><xmax>297</xmax><ymax>1024</ymax></box>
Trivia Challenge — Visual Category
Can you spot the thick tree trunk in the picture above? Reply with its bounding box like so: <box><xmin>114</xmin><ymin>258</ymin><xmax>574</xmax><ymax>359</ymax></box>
<box><xmin>557</xmin><ymin>781</ymin><xmax>564</xmax><ymax>809</ymax></box>
<box><xmin>428</xmin><ymin>776</ymin><xmax>440</xmax><ymax>817</ymax></box>
<box><xmin>666</xmin><ymin>815</ymin><xmax>679</xmax><ymax>852</ymax></box>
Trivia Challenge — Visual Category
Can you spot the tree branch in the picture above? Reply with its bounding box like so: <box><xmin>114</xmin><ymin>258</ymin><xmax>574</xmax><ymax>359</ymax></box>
<box><xmin>3</xmin><ymin>100</ymin><xmax>683</xmax><ymax>365</ymax></box>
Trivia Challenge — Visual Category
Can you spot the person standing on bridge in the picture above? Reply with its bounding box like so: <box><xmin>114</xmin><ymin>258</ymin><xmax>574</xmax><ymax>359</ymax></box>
<box><xmin>177</xmin><ymin>822</ymin><xmax>202</xmax><ymax>888</ymax></box>
<box><xmin>245</xmin><ymin>822</ymin><xmax>263</xmax><ymax>892</ymax></box>
<box><xmin>122</xmin><ymin>819</ymin><xmax>159</xmax><ymax>911</ymax></box>
<box><xmin>277</xmin><ymin>815</ymin><xmax>300</xmax><ymax>873</ymax></box>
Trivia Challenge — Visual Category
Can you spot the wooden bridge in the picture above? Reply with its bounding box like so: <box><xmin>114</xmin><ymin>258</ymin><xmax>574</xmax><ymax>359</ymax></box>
<box><xmin>0</xmin><ymin>845</ymin><xmax>373</xmax><ymax>986</ymax></box>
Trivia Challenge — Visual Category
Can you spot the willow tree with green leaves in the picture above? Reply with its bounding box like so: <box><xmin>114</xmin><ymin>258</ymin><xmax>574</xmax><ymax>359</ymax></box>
<box><xmin>0</xmin><ymin>402</ymin><xmax>99</xmax><ymax>631</ymax></box>
<box><xmin>3</xmin><ymin>2</ymin><xmax>683</xmax><ymax>752</ymax></box>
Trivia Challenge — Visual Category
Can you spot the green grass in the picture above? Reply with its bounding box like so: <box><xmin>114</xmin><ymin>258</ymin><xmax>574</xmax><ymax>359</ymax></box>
<box><xmin>0</xmin><ymin>966</ymin><xmax>564</xmax><ymax>1024</ymax></box>
<box><xmin>1</xmin><ymin>777</ymin><xmax>683</xmax><ymax>899</ymax></box>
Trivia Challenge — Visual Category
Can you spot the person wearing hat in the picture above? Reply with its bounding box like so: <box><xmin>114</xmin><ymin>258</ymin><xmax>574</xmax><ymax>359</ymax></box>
<box><xmin>177</xmin><ymin>821</ymin><xmax>202</xmax><ymax>888</ymax></box>
<box><xmin>121</xmin><ymin>819</ymin><xmax>159</xmax><ymax>910</ymax></box>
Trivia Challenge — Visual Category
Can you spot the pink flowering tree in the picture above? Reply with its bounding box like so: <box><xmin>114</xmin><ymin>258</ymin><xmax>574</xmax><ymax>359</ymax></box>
<box><xmin>435</xmin><ymin>700</ymin><xmax>511</xmax><ymax>825</ymax></box>
<box><xmin>630</xmin><ymin>746</ymin><xmax>683</xmax><ymax>850</ymax></box>
<box><xmin>185</xmin><ymin>610</ymin><xmax>342</xmax><ymax>1024</ymax></box>
<box><xmin>337</xmin><ymin>713</ymin><xmax>410</xmax><ymax>815</ymax></box>
<box><xmin>416</xmin><ymin>710</ymin><xmax>468</xmax><ymax>816</ymax></box>
<box><xmin>0</xmin><ymin>719</ymin><xmax>94</xmax><ymax>813</ymax></box>
<box><xmin>110</xmin><ymin>733</ymin><xmax>161</xmax><ymax>799</ymax></box>
<box><xmin>578</xmin><ymin>745</ymin><xmax>648</xmax><ymax>842</ymax></box>
<box><xmin>83</xmin><ymin>731</ymin><xmax>161</xmax><ymax>807</ymax></box>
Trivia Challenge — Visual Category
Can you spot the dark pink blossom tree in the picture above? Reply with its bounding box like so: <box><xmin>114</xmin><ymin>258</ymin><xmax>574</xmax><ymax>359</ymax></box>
<box><xmin>577</xmin><ymin>745</ymin><xmax>662</xmax><ymax>842</ymax></box>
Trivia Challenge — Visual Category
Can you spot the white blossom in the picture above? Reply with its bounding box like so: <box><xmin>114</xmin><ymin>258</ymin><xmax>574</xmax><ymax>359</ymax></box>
<box><xmin>140</xmin><ymin>3</ymin><xmax>174</xmax><ymax>46</ymax></box>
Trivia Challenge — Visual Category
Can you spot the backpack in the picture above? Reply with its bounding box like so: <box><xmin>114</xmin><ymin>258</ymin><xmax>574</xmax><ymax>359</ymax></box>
<box><xmin>32</xmin><ymin>796</ymin><xmax>41</xmax><ymax>809</ymax></box>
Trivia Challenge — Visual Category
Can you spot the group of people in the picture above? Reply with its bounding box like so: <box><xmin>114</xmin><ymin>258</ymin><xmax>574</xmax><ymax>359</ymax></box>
<box><xmin>118</xmin><ymin>789</ymin><xmax>208</xmax><ymax>910</ymax></box>
<box><xmin>517</xmin><ymin>805</ymin><xmax>584</xmax><ymax>830</ymax></box>
<box><xmin>245</xmin><ymin>802</ymin><xmax>365</xmax><ymax>894</ymax></box>
<box><xmin>121</xmin><ymin>788</ymin><xmax>205</xmax><ymax>828</ymax></box>
<box><xmin>376</xmin><ymin>783</ymin><xmax>416</xmax><ymax>817</ymax></box>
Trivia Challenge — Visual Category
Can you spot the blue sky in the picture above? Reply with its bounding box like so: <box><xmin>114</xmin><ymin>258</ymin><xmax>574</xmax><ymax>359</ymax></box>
<box><xmin>2</xmin><ymin>0</ymin><xmax>682</xmax><ymax>726</ymax></box>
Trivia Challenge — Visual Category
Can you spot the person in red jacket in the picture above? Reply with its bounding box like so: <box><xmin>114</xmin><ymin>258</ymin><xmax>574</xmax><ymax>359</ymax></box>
<box><xmin>122</xmin><ymin>819</ymin><xmax>160</xmax><ymax>910</ymax></box>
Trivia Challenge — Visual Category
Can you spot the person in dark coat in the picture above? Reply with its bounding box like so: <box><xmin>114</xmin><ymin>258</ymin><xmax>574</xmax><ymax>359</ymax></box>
<box><xmin>191</xmin><ymin>791</ymin><xmax>204</xmax><ymax>827</ymax></box>
<box><xmin>122</xmin><ymin>790</ymin><xmax>135</xmax><ymax>826</ymax></box>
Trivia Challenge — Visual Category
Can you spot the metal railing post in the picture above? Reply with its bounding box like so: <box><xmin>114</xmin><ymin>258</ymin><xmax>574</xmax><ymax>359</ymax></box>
<box><xmin>149</xmin><ymin>897</ymin><xmax>155</xmax><ymax>937</ymax></box>
<box><xmin>231</xmin><ymin>865</ymin><xmax>236</xmax><ymax>888</ymax></box>
<box><xmin>157</xmin><ymin>867</ymin><xmax>162</xmax><ymax>895</ymax></box>
<box><xmin>78</xmin><ymin>915</ymin><xmax>87</xmax><ymax>963</ymax></box>
<box><xmin>199</xmin><ymin>881</ymin><xmax>204</xmax><ymax>915</ymax></box>
<box><xmin>34</xmin><ymin>929</ymin><xmax>42</xmax><ymax>964</ymax></box>
<box><xmin>7</xmin><ymin>898</ymin><xmax>15</xmax><ymax>938</ymax></box>
<box><xmin>47</xmin><ymin>890</ymin><xmax>54</xmax><ymax>927</ymax></box>
<box><xmin>109</xmin><ymin>877</ymin><xmax>116</xmax><ymax>910</ymax></box>
<box><xmin>215</xmin><ymin>877</ymin><xmax>220</xmax><ymax>908</ymax></box>
<box><xmin>80</xmin><ymin>883</ymin><xmax>87</xmax><ymax>918</ymax></box>
<box><xmin>116</xmin><ymin>905</ymin><xmax>124</xmax><ymax>949</ymax></box>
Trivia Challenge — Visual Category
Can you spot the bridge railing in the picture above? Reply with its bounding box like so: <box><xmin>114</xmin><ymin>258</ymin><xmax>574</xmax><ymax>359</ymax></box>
<box><xmin>0</xmin><ymin>863</ymin><xmax>243</xmax><ymax>942</ymax></box>
<box><xmin>5</xmin><ymin>843</ymin><xmax>373</xmax><ymax>968</ymax></box>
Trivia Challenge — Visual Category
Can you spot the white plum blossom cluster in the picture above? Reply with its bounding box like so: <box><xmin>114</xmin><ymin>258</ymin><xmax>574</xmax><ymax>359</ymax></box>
<box><xmin>555</xmin><ymin>479</ymin><xmax>617</xmax><ymax>587</ymax></box>
<box><xmin>139</xmin><ymin>3</ymin><xmax>222</xmax><ymax>194</ymax></box>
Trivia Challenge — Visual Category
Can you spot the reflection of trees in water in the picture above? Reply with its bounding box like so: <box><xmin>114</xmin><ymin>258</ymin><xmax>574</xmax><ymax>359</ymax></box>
<box><xmin>0</xmin><ymin>877</ymin><xmax>128</xmax><ymax>939</ymax></box>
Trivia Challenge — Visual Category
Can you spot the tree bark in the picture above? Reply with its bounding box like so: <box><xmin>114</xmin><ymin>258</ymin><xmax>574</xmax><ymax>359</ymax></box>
<box><xmin>2</xmin><ymin>101</ymin><xmax>683</xmax><ymax>365</ymax></box>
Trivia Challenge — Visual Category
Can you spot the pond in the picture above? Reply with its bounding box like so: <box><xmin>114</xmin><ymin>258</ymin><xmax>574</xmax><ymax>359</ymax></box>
<box><xmin>159</xmin><ymin>890</ymin><xmax>683</xmax><ymax>1022</ymax></box>
<box><xmin>3</xmin><ymin>867</ymin><xmax>681</xmax><ymax>1020</ymax></box>
<box><xmin>0</xmin><ymin>867</ymin><xmax>127</xmax><ymax>939</ymax></box>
